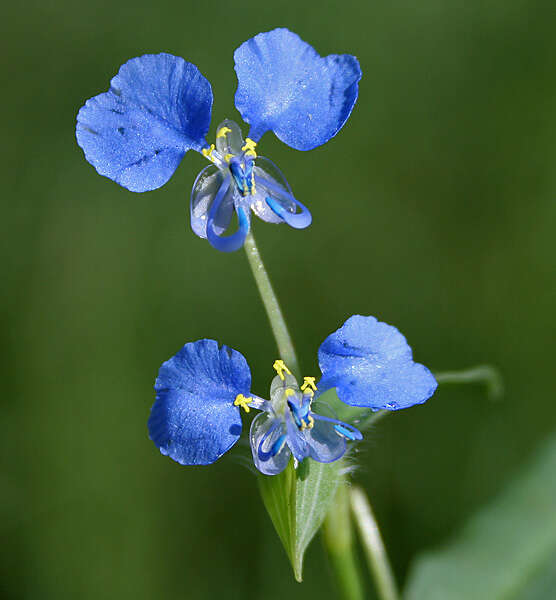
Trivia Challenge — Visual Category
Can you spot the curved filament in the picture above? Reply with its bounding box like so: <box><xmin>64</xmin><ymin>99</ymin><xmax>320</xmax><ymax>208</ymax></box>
<box><xmin>206</xmin><ymin>176</ymin><xmax>249</xmax><ymax>252</ymax></box>
<box><xmin>255</xmin><ymin>175</ymin><xmax>312</xmax><ymax>229</ymax></box>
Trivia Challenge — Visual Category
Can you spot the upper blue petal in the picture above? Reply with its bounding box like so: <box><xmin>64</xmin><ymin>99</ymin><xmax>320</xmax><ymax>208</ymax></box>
<box><xmin>76</xmin><ymin>53</ymin><xmax>213</xmax><ymax>192</ymax></box>
<box><xmin>318</xmin><ymin>315</ymin><xmax>438</xmax><ymax>410</ymax></box>
<box><xmin>148</xmin><ymin>339</ymin><xmax>251</xmax><ymax>465</ymax></box>
<box><xmin>234</xmin><ymin>28</ymin><xmax>361</xmax><ymax>151</ymax></box>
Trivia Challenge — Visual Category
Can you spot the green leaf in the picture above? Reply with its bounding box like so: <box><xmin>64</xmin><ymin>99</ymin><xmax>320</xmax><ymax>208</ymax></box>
<box><xmin>258</xmin><ymin>457</ymin><xmax>343</xmax><ymax>581</ymax></box>
<box><xmin>405</xmin><ymin>433</ymin><xmax>556</xmax><ymax>600</ymax></box>
<box><xmin>514</xmin><ymin>553</ymin><xmax>556</xmax><ymax>600</ymax></box>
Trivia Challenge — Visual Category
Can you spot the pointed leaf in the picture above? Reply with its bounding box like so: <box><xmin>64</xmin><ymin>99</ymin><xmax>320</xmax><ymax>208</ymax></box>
<box><xmin>259</xmin><ymin>457</ymin><xmax>343</xmax><ymax>581</ymax></box>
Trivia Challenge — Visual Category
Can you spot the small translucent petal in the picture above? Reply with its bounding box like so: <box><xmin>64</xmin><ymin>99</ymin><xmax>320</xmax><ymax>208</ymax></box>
<box><xmin>304</xmin><ymin>402</ymin><xmax>347</xmax><ymax>463</ymax></box>
<box><xmin>148</xmin><ymin>339</ymin><xmax>251</xmax><ymax>465</ymax></box>
<box><xmin>190</xmin><ymin>165</ymin><xmax>233</xmax><ymax>238</ymax></box>
<box><xmin>318</xmin><ymin>315</ymin><xmax>438</xmax><ymax>410</ymax></box>
<box><xmin>234</xmin><ymin>28</ymin><xmax>361</xmax><ymax>150</ymax></box>
<box><xmin>249</xmin><ymin>157</ymin><xmax>294</xmax><ymax>224</ymax></box>
<box><xmin>270</xmin><ymin>372</ymin><xmax>299</xmax><ymax>398</ymax></box>
<box><xmin>250</xmin><ymin>412</ymin><xmax>291</xmax><ymax>475</ymax></box>
<box><xmin>76</xmin><ymin>54</ymin><xmax>213</xmax><ymax>192</ymax></box>
<box><xmin>285</xmin><ymin>409</ymin><xmax>310</xmax><ymax>462</ymax></box>
<box><xmin>215</xmin><ymin>119</ymin><xmax>246</xmax><ymax>157</ymax></box>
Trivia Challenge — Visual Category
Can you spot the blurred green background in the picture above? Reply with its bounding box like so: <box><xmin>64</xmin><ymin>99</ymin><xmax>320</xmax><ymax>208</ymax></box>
<box><xmin>2</xmin><ymin>0</ymin><xmax>556</xmax><ymax>598</ymax></box>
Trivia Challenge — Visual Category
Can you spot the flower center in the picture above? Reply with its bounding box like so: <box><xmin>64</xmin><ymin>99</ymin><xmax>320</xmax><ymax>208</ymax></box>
<box><xmin>270</xmin><ymin>360</ymin><xmax>318</xmax><ymax>430</ymax></box>
<box><xmin>229</xmin><ymin>157</ymin><xmax>256</xmax><ymax>197</ymax></box>
<box><xmin>201</xmin><ymin>120</ymin><xmax>259</xmax><ymax>196</ymax></box>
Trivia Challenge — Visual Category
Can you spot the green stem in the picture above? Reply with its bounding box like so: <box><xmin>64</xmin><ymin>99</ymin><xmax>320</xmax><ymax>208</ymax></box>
<box><xmin>350</xmin><ymin>486</ymin><xmax>400</xmax><ymax>600</ymax></box>
<box><xmin>323</xmin><ymin>482</ymin><xmax>366</xmax><ymax>600</ymax></box>
<box><xmin>434</xmin><ymin>365</ymin><xmax>503</xmax><ymax>399</ymax></box>
<box><xmin>243</xmin><ymin>231</ymin><xmax>301</xmax><ymax>378</ymax></box>
<box><xmin>243</xmin><ymin>232</ymin><xmax>365</xmax><ymax>600</ymax></box>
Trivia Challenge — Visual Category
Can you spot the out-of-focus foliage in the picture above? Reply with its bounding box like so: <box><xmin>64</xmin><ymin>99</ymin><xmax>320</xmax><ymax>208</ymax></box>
<box><xmin>2</xmin><ymin>0</ymin><xmax>555</xmax><ymax>599</ymax></box>
<box><xmin>405</xmin><ymin>432</ymin><xmax>556</xmax><ymax>600</ymax></box>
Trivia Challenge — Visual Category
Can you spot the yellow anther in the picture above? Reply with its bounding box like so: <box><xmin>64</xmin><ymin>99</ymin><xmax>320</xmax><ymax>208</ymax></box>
<box><xmin>242</xmin><ymin>138</ymin><xmax>257</xmax><ymax>158</ymax></box>
<box><xmin>285</xmin><ymin>388</ymin><xmax>296</xmax><ymax>397</ymax></box>
<box><xmin>301</xmin><ymin>377</ymin><xmax>317</xmax><ymax>392</ymax></box>
<box><xmin>234</xmin><ymin>393</ymin><xmax>253</xmax><ymax>413</ymax></box>
<box><xmin>201</xmin><ymin>144</ymin><xmax>216</xmax><ymax>161</ymax></box>
<box><xmin>273</xmin><ymin>359</ymin><xmax>291</xmax><ymax>381</ymax></box>
<box><xmin>216</xmin><ymin>126</ymin><xmax>232</xmax><ymax>139</ymax></box>
<box><xmin>250</xmin><ymin>173</ymin><xmax>256</xmax><ymax>195</ymax></box>
<box><xmin>224</xmin><ymin>153</ymin><xmax>234</xmax><ymax>162</ymax></box>
<box><xmin>300</xmin><ymin>416</ymin><xmax>314</xmax><ymax>431</ymax></box>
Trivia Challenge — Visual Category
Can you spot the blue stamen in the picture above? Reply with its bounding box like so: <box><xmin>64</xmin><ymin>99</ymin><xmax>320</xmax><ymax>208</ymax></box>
<box><xmin>244</xmin><ymin>159</ymin><xmax>254</xmax><ymax>194</ymax></box>
<box><xmin>264</xmin><ymin>195</ymin><xmax>311</xmax><ymax>229</ymax></box>
<box><xmin>229</xmin><ymin>160</ymin><xmax>246</xmax><ymax>195</ymax></box>
<box><xmin>287</xmin><ymin>399</ymin><xmax>303</xmax><ymax>428</ymax></box>
<box><xmin>333</xmin><ymin>424</ymin><xmax>358</xmax><ymax>441</ymax></box>
<box><xmin>257</xmin><ymin>422</ymin><xmax>282</xmax><ymax>462</ymax></box>
<box><xmin>207</xmin><ymin>177</ymin><xmax>249</xmax><ymax>252</ymax></box>
<box><xmin>270</xmin><ymin>434</ymin><xmax>287</xmax><ymax>456</ymax></box>
<box><xmin>300</xmin><ymin>393</ymin><xmax>312</xmax><ymax>414</ymax></box>
<box><xmin>260</xmin><ymin>175</ymin><xmax>312</xmax><ymax>229</ymax></box>
<box><xmin>312</xmin><ymin>414</ymin><xmax>363</xmax><ymax>441</ymax></box>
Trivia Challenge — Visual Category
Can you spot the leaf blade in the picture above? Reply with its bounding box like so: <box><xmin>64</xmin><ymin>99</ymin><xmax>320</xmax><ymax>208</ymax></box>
<box><xmin>259</xmin><ymin>457</ymin><xmax>343</xmax><ymax>581</ymax></box>
<box><xmin>405</xmin><ymin>433</ymin><xmax>556</xmax><ymax>600</ymax></box>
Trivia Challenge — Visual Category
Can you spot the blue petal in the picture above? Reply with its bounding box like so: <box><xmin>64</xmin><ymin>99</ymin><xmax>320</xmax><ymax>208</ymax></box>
<box><xmin>250</xmin><ymin>412</ymin><xmax>291</xmax><ymax>475</ymax></box>
<box><xmin>76</xmin><ymin>54</ymin><xmax>213</xmax><ymax>192</ymax></box>
<box><xmin>234</xmin><ymin>28</ymin><xmax>361</xmax><ymax>151</ymax></box>
<box><xmin>318</xmin><ymin>315</ymin><xmax>438</xmax><ymax>410</ymax></box>
<box><xmin>148</xmin><ymin>339</ymin><xmax>251</xmax><ymax>465</ymax></box>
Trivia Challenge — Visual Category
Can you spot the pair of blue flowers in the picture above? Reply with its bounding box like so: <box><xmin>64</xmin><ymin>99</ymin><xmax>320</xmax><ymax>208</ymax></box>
<box><xmin>76</xmin><ymin>29</ymin><xmax>437</xmax><ymax>475</ymax></box>
<box><xmin>76</xmin><ymin>28</ymin><xmax>361</xmax><ymax>252</ymax></box>
<box><xmin>148</xmin><ymin>315</ymin><xmax>437</xmax><ymax>475</ymax></box>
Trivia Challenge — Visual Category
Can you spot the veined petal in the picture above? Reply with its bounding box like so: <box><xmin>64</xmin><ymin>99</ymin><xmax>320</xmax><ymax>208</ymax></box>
<box><xmin>148</xmin><ymin>339</ymin><xmax>250</xmax><ymax>465</ymax></box>
<box><xmin>76</xmin><ymin>54</ymin><xmax>213</xmax><ymax>192</ymax></box>
<box><xmin>250</xmin><ymin>412</ymin><xmax>291</xmax><ymax>475</ymax></box>
<box><xmin>318</xmin><ymin>315</ymin><xmax>438</xmax><ymax>410</ymax></box>
<box><xmin>234</xmin><ymin>28</ymin><xmax>361</xmax><ymax>150</ymax></box>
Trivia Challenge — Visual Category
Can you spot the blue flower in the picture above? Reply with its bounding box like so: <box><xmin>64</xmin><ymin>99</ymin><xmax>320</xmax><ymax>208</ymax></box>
<box><xmin>76</xmin><ymin>29</ymin><xmax>362</xmax><ymax>252</ymax></box>
<box><xmin>148</xmin><ymin>316</ymin><xmax>436</xmax><ymax>475</ymax></box>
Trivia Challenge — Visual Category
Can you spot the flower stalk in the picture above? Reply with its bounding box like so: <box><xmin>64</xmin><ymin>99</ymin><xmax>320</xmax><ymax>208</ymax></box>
<box><xmin>323</xmin><ymin>482</ymin><xmax>366</xmax><ymax>600</ymax></box>
<box><xmin>350</xmin><ymin>486</ymin><xmax>400</xmax><ymax>600</ymax></box>
<box><xmin>243</xmin><ymin>230</ymin><xmax>301</xmax><ymax>378</ymax></box>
